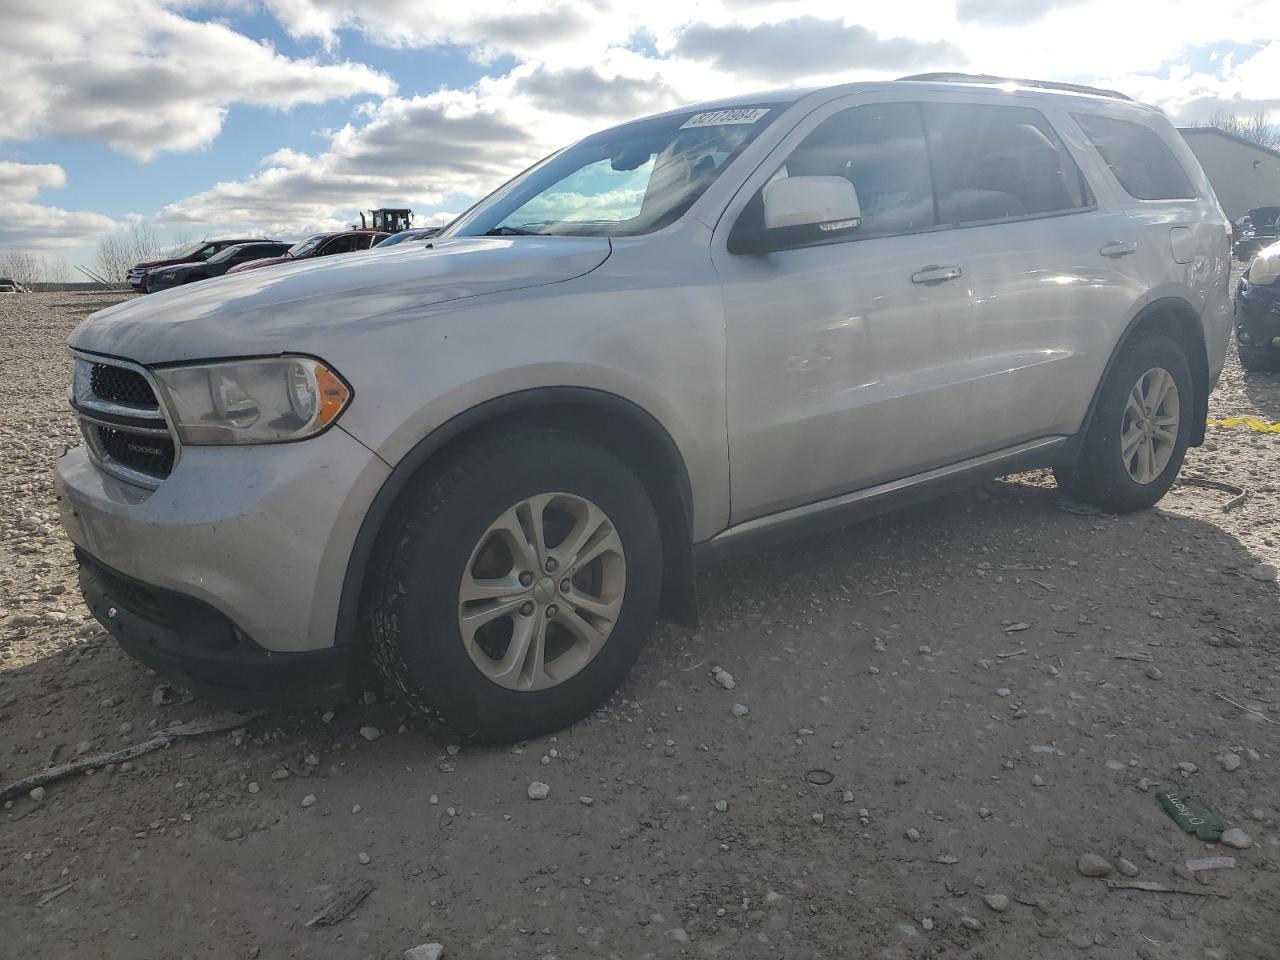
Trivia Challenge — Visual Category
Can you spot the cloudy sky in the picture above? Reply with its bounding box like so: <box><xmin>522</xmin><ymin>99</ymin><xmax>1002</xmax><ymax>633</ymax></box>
<box><xmin>4</xmin><ymin>0</ymin><xmax>1278</xmax><ymax>264</ymax></box>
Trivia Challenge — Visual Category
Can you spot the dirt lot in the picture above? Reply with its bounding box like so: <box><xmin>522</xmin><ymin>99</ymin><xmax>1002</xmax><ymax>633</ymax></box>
<box><xmin>1</xmin><ymin>290</ymin><xmax>1278</xmax><ymax>960</ymax></box>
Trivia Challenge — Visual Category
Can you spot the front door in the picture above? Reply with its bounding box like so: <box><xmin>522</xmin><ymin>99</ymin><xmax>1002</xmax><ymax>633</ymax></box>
<box><xmin>713</xmin><ymin>98</ymin><xmax>979</xmax><ymax>522</ymax></box>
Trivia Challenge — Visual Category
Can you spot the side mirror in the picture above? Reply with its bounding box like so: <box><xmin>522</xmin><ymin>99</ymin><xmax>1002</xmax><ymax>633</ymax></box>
<box><xmin>733</xmin><ymin>176</ymin><xmax>862</xmax><ymax>254</ymax></box>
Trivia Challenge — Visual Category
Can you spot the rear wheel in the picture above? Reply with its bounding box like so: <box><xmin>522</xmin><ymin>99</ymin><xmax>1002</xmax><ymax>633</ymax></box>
<box><xmin>368</xmin><ymin>431</ymin><xmax>662</xmax><ymax>742</ymax></box>
<box><xmin>1054</xmin><ymin>334</ymin><xmax>1192</xmax><ymax>513</ymax></box>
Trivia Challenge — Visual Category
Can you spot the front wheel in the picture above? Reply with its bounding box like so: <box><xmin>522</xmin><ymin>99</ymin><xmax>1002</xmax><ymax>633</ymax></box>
<box><xmin>368</xmin><ymin>431</ymin><xmax>662</xmax><ymax>742</ymax></box>
<box><xmin>1054</xmin><ymin>334</ymin><xmax>1193</xmax><ymax>513</ymax></box>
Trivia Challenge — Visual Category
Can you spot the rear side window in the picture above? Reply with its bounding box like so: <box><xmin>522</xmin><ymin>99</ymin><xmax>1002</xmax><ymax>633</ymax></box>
<box><xmin>772</xmin><ymin>102</ymin><xmax>936</xmax><ymax>239</ymax></box>
<box><xmin>924</xmin><ymin>103</ymin><xmax>1092</xmax><ymax>224</ymax></box>
<box><xmin>1073</xmin><ymin>114</ymin><xmax>1196</xmax><ymax>201</ymax></box>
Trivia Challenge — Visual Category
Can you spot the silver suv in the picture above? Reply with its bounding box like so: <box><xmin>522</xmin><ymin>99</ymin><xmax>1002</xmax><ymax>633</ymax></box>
<box><xmin>57</xmin><ymin>74</ymin><xmax>1232</xmax><ymax>741</ymax></box>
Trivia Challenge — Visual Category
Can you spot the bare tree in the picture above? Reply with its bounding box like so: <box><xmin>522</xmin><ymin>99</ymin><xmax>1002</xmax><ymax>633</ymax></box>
<box><xmin>1207</xmin><ymin>110</ymin><xmax>1280</xmax><ymax>150</ymax></box>
<box><xmin>0</xmin><ymin>248</ymin><xmax>69</xmax><ymax>288</ymax></box>
<box><xmin>91</xmin><ymin>224</ymin><xmax>159</xmax><ymax>286</ymax></box>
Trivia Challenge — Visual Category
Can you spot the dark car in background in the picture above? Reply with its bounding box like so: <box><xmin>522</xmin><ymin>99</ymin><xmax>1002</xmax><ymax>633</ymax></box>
<box><xmin>145</xmin><ymin>241</ymin><xmax>293</xmax><ymax>293</ymax></box>
<box><xmin>128</xmin><ymin>238</ymin><xmax>269</xmax><ymax>290</ymax></box>
<box><xmin>1234</xmin><ymin>206</ymin><xmax>1280</xmax><ymax>262</ymax></box>
<box><xmin>225</xmin><ymin>230</ymin><xmax>388</xmax><ymax>275</ymax></box>
<box><xmin>372</xmin><ymin>227</ymin><xmax>440</xmax><ymax>248</ymax></box>
<box><xmin>1236</xmin><ymin>241</ymin><xmax>1280</xmax><ymax>371</ymax></box>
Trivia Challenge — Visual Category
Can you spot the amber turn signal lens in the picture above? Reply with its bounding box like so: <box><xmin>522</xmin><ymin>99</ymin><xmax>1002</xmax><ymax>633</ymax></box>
<box><xmin>314</xmin><ymin>364</ymin><xmax>351</xmax><ymax>425</ymax></box>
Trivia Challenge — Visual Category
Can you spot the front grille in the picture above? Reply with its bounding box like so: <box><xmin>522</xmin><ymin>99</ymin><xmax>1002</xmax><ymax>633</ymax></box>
<box><xmin>94</xmin><ymin>425</ymin><xmax>176</xmax><ymax>477</ymax></box>
<box><xmin>73</xmin><ymin>354</ymin><xmax>178</xmax><ymax>487</ymax></box>
<box><xmin>91</xmin><ymin>363</ymin><xmax>157</xmax><ymax>408</ymax></box>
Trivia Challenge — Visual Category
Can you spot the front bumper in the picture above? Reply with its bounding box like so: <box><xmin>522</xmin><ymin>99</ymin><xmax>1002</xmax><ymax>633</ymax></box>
<box><xmin>77</xmin><ymin>549</ymin><xmax>354</xmax><ymax>704</ymax></box>
<box><xmin>55</xmin><ymin>426</ymin><xmax>392</xmax><ymax>661</ymax></box>
<box><xmin>1236</xmin><ymin>277</ymin><xmax>1280</xmax><ymax>352</ymax></box>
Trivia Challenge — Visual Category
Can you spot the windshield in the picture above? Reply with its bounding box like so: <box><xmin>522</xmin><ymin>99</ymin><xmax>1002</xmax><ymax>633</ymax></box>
<box><xmin>287</xmin><ymin>235</ymin><xmax>326</xmax><ymax>258</ymax></box>
<box><xmin>1249</xmin><ymin>208</ymin><xmax>1280</xmax><ymax>229</ymax></box>
<box><xmin>168</xmin><ymin>242</ymin><xmax>207</xmax><ymax>260</ymax></box>
<box><xmin>207</xmin><ymin>245</ymin><xmax>249</xmax><ymax>264</ymax></box>
<box><xmin>446</xmin><ymin>107</ymin><xmax>780</xmax><ymax>239</ymax></box>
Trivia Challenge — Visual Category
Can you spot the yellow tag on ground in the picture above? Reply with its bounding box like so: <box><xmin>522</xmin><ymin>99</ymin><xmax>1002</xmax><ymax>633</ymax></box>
<box><xmin>1206</xmin><ymin>417</ymin><xmax>1280</xmax><ymax>433</ymax></box>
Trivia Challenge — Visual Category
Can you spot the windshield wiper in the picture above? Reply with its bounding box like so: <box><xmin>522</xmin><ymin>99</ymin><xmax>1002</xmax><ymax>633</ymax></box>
<box><xmin>483</xmin><ymin>225</ymin><xmax>549</xmax><ymax>237</ymax></box>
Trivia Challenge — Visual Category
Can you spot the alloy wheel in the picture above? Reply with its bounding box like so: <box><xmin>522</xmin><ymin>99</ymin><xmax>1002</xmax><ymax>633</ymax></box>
<box><xmin>1120</xmin><ymin>366</ymin><xmax>1180</xmax><ymax>485</ymax></box>
<box><xmin>457</xmin><ymin>492</ymin><xmax>626</xmax><ymax>691</ymax></box>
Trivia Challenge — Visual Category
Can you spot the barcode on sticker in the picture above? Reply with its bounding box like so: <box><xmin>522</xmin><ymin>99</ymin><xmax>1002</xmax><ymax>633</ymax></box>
<box><xmin>680</xmin><ymin>108</ymin><xmax>770</xmax><ymax>129</ymax></box>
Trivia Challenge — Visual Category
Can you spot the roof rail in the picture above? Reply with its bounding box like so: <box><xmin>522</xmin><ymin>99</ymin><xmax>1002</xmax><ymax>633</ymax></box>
<box><xmin>897</xmin><ymin>72</ymin><xmax>1132</xmax><ymax>102</ymax></box>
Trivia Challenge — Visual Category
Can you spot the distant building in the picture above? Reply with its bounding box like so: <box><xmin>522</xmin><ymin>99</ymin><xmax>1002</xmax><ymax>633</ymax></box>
<box><xmin>1179</xmin><ymin>126</ymin><xmax>1280</xmax><ymax>221</ymax></box>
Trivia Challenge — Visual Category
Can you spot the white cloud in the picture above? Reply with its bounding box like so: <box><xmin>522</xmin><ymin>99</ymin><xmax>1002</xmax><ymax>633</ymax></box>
<box><xmin>0</xmin><ymin>162</ymin><xmax>121</xmax><ymax>250</ymax></box>
<box><xmin>11</xmin><ymin>0</ymin><xmax>1280</xmax><ymax>247</ymax></box>
<box><xmin>671</xmin><ymin>16</ymin><xmax>964</xmax><ymax>80</ymax></box>
<box><xmin>3</xmin><ymin>0</ymin><xmax>395</xmax><ymax>161</ymax></box>
<box><xmin>156</xmin><ymin>89</ymin><xmax>554</xmax><ymax>233</ymax></box>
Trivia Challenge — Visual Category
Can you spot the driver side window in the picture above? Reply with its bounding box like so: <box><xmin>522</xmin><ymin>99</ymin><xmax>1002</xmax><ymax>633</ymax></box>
<box><xmin>772</xmin><ymin>102</ymin><xmax>937</xmax><ymax>241</ymax></box>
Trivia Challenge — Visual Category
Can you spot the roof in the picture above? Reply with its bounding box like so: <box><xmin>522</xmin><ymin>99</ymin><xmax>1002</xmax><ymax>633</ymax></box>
<box><xmin>898</xmin><ymin>72</ymin><xmax>1132</xmax><ymax>101</ymax></box>
<box><xmin>1178</xmin><ymin>125</ymin><xmax>1280</xmax><ymax>162</ymax></box>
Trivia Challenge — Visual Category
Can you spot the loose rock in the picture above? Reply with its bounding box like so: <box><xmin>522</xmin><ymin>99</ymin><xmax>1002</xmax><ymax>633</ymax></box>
<box><xmin>404</xmin><ymin>945</ymin><xmax>444</xmax><ymax>960</ymax></box>
<box><xmin>1249</xmin><ymin>563</ymin><xmax>1278</xmax><ymax>582</ymax></box>
<box><xmin>358</xmin><ymin>726</ymin><xmax>382</xmax><ymax>742</ymax></box>
<box><xmin>1220</xmin><ymin>828</ymin><xmax>1251</xmax><ymax>850</ymax></box>
<box><xmin>1116</xmin><ymin>858</ymin><xmax>1139</xmax><ymax>877</ymax></box>
<box><xmin>731</xmin><ymin>703</ymin><xmax>749</xmax><ymax>717</ymax></box>
<box><xmin>1077</xmin><ymin>853</ymin><xmax>1113</xmax><ymax>877</ymax></box>
<box><xmin>1221</xmin><ymin>753</ymin><xmax>1242</xmax><ymax>772</ymax></box>
<box><xmin>527</xmin><ymin>781</ymin><xmax>550</xmax><ymax>800</ymax></box>
<box><xmin>983</xmin><ymin>893</ymin><xmax>1009</xmax><ymax>912</ymax></box>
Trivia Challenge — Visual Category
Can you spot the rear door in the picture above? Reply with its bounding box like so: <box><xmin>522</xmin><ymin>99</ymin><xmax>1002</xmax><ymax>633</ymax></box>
<box><xmin>713</xmin><ymin>96</ymin><xmax>981</xmax><ymax>521</ymax></box>
<box><xmin>924</xmin><ymin>98</ymin><xmax>1147</xmax><ymax>448</ymax></box>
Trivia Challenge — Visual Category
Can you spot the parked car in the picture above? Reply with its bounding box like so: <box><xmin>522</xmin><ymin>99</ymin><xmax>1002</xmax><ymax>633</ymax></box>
<box><xmin>0</xmin><ymin>277</ymin><xmax>25</xmax><ymax>293</ymax></box>
<box><xmin>373</xmin><ymin>228</ymin><xmax>441</xmax><ymax>248</ymax></box>
<box><xmin>1233</xmin><ymin>206</ymin><xmax>1280</xmax><ymax>261</ymax></box>
<box><xmin>225</xmin><ymin>230</ymin><xmax>388</xmax><ymax>274</ymax></box>
<box><xmin>1235</xmin><ymin>240</ymin><xmax>1280</xmax><ymax>370</ymax></box>
<box><xmin>59</xmin><ymin>74</ymin><xmax>1231</xmax><ymax>741</ymax></box>
<box><xmin>128</xmin><ymin>238</ymin><xmax>269</xmax><ymax>291</ymax></box>
<box><xmin>0</xmin><ymin>283</ymin><xmax>17</xmax><ymax>293</ymax></box>
<box><xmin>145</xmin><ymin>242</ymin><xmax>293</xmax><ymax>293</ymax></box>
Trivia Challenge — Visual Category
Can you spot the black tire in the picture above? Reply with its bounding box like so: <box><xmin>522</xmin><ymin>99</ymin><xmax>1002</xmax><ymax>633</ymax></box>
<box><xmin>1054</xmin><ymin>334</ymin><xmax>1193</xmax><ymax>513</ymax></box>
<box><xmin>368</xmin><ymin>430</ymin><xmax>662</xmax><ymax>742</ymax></box>
<box><xmin>1238</xmin><ymin>341</ymin><xmax>1280</xmax><ymax>373</ymax></box>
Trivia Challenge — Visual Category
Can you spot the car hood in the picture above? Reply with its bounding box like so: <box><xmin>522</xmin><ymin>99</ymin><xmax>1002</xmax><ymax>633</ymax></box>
<box><xmin>135</xmin><ymin>256</ymin><xmax>193</xmax><ymax>271</ymax></box>
<box><xmin>71</xmin><ymin>237</ymin><xmax>612</xmax><ymax>364</ymax></box>
<box><xmin>152</xmin><ymin>261</ymin><xmax>204</xmax><ymax>276</ymax></box>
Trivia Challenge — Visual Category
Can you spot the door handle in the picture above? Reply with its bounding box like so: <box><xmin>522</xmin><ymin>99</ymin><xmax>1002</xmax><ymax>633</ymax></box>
<box><xmin>1099</xmin><ymin>240</ymin><xmax>1137</xmax><ymax>258</ymax></box>
<box><xmin>911</xmin><ymin>264</ymin><xmax>963</xmax><ymax>285</ymax></box>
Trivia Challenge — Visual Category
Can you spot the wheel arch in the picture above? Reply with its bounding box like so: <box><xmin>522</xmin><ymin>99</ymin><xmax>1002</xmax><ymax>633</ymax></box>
<box><xmin>335</xmin><ymin>387</ymin><xmax>699</xmax><ymax>655</ymax></box>
<box><xmin>1061</xmin><ymin>296</ymin><xmax>1209</xmax><ymax>462</ymax></box>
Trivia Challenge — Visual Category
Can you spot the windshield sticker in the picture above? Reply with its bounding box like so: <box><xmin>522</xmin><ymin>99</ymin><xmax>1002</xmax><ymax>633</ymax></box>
<box><xmin>680</xmin><ymin>108</ymin><xmax>770</xmax><ymax>129</ymax></box>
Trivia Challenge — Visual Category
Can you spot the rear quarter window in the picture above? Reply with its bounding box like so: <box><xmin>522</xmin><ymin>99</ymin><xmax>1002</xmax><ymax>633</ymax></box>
<box><xmin>1073</xmin><ymin>114</ymin><xmax>1197</xmax><ymax>201</ymax></box>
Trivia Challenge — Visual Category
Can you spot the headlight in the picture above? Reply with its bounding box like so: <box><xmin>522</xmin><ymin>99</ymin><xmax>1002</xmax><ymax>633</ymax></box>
<box><xmin>1250</xmin><ymin>244</ymin><xmax>1280</xmax><ymax>286</ymax></box>
<box><xmin>151</xmin><ymin>356</ymin><xmax>351</xmax><ymax>444</ymax></box>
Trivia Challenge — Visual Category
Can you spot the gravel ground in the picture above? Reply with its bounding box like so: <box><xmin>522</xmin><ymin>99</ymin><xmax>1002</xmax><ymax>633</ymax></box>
<box><xmin>1</xmin><ymin>290</ymin><xmax>1278</xmax><ymax>960</ymax></box>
